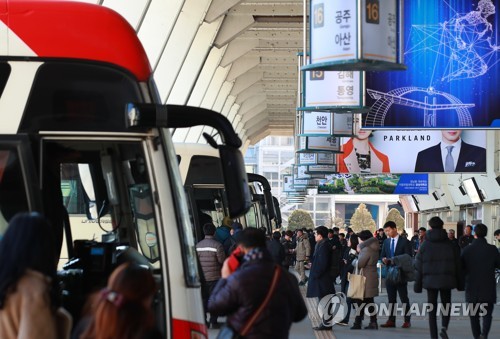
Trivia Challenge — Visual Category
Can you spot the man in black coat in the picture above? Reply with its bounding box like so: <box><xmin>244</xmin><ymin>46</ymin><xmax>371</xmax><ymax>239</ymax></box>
<box><xmin>459</xmin><ymin>224</ymin><xmax>474</xmax><ymax>250</ymax></box>
<box><xmin>414</xmin><ymin>130</ymin><xmax>486</xmax><ymax>172</ymax></box>
<box><xmin>327</xmin><ymin>228</ymin><xmax>342</xmax><ymax>288</ymax></box>
<box><xmin>267</xmin><ymin>231</ymin><xmax>285</xmax><ymax>268</ymax></box>
<box><xmin>306</xmin><ymin>225</ymin><xmax>335</xmax><ymax>331</ymax></box>
<box><xmin>414</xmin><ymin>217</ymin><xmax>463</xmax><ymax>339</ymax></box>
<box><xmin>461</xmin><ymin>223</ymin><xmax>500</xmax><ymax>339</ymax></box>
<box><xmin>208</xmin><ymin>228</ymin><xmax>307</xmax><ymax>338</ymax></box>
<box><xmin>380</xmin><ymin>221</ymin><xmax>412</xmax><ymax>328</ymax></box>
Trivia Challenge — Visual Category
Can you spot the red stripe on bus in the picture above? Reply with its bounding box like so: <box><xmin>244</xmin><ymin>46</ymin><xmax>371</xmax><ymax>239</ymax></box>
<box><xmin>0</xmin><ymin>1</ymin><xmax>152</xmax><ymax>81</ymax></box>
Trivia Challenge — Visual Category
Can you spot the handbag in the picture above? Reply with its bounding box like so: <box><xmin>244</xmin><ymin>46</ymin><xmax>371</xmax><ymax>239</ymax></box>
<box><xmin>347</xmin><ymin>264</ymin><xmax>366</xmax><ymax>300</ymax></box>
<box><xmin>386</xmin><ymin>265</ymin><xmax>403</xmax><ymax>285</ymax></box>
<box><xmin>217</xmin><ymin>265</ymin><xmax>282</xmax><ymax>339</ymax></box>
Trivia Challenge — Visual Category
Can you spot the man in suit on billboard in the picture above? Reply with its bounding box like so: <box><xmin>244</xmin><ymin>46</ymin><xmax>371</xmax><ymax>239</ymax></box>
<box><xmin>414</xmin><ymin>130</ymin><xmax>486</xmax><ymax>172</ymax></box>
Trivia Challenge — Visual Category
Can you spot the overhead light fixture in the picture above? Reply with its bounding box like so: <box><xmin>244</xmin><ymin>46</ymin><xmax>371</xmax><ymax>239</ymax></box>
<box><xmin>459</xmin><ymin>184</ymin><xmax>467</xmax><ymax>196</ymax></box>
<box><xmin>411</xmin><ymin>195</ymin><xmax>420</xmax><ymax>212</ymax></box>
<box><xmin>480</xmin><ymin>189</ymin><xmax>487</xmax><ymax>201</ymax></box>
<box><xmin>462</xmin><ymin>177</ymin><xmax>484</xmax><ymax>203</ymax></box>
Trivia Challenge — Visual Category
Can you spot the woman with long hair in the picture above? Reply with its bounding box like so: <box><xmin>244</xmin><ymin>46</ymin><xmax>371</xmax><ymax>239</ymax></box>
<box><xmin>80</xmin><ymin>263</ymin><xmax>160</xmax><ymax>339</ymax></box>
<box><xmin>337</xmin><ymin>119</ymin><xmax>390</xmax><ymax>173</ymax></box>
<box><xmin>351</xmin><ymin>230</ymin><xmax>380</xmax><ymax>330</ymax></box>
<box><xmin>0</xmin><ymin>212</ymin><xmax>72</xmax><ymax>339</ymax></box>
<box><xmin>337</xmin><ymin>233</ymin><xmax>359</xmax><ymax>326</ymax></box>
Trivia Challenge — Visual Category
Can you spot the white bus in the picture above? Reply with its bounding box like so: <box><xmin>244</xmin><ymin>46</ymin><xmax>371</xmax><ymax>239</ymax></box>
<box><xmin>0</xmin><ymin>1</ymin><xmax>251</xmax><ymax>337</ymax></box>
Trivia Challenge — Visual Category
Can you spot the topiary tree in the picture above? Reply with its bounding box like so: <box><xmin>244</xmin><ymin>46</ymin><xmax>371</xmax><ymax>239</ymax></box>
<box><xmin>385</xmin><ymin>208</ymin><xmax>405</xmax><ymax>232</ymax></box>
<box><xmin>287</xmin><ymin>209</ymin><xmax>314</xmax><ymax>231</ymax></box>
<box><xmin>331</xmin><ymin>210</ymin><xmax>345</xmax><ymax>228</ymax></box>
<box><xmin>350</xmin><ymin>203</ymin><xmax>376</xmax><ymax>233</ymax></box>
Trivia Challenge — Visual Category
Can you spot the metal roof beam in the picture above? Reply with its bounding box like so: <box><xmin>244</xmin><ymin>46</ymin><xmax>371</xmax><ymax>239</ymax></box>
<box><xmin>214</xmin><ymin>14</ymin><xmax>255</xmax><ymax>48</ymax></box>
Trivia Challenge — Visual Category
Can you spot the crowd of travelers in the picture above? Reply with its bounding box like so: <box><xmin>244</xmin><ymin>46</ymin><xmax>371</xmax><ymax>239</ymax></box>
<box><xmin>0</xmin><ymin>211</ymin><xmax>499</xmax><ymax>339</ymax></box>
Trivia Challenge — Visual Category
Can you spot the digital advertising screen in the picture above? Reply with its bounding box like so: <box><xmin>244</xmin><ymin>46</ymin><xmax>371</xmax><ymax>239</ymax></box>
<box><xmin>318</xmin><ymin>174</ymin><xmax>429</xmax><ymax>195</ymax></box>
<box><xmin>364</xmin><ymin>0</ymin><xmax>500</xmax><ymax>129</ymax></box>
<box><xmin>337</xmin><ymin>129</ymin><xmax>487</xmax><ymax>174</ymax></box>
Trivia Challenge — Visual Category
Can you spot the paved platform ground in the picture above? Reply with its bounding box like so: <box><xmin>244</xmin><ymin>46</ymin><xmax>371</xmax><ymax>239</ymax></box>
<box><xmin>208</xmin><ymin>269</ymin><xmax>500</xmax><ymax>339</ymax></box>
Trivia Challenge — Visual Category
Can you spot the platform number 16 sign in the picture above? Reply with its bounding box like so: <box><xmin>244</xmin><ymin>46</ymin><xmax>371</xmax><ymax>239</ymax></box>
<box><xmin>366</xmin><ymin>0</ymin><xmax>379</xmax><ymax>24</ymax></box>
<box><xmin>313</xmin><ymin>2</ymin><xmax>324</xmax><ymax>28</ymax></box>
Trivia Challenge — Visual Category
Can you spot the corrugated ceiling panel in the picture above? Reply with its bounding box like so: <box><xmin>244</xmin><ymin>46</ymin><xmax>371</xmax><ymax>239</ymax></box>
<box><xmin>212</xmin><ymin>81</ymin><xmax>234</xmax><ymax>113</ymax></box>
<box><xmin>167</xmin><ymin>17</ymin><xmax>224</xmax><ymax>105</ymax></box>
<box><xmin>187</xmin><ymin>46</ymin><xmax>227</xmax><ymax>106</ymax></box>
<box><xmin>172</xmin><ymin>126</ymin><xmax>190</xmax><ymax>143</ymax></box>
<box><xmin>221</xmin><ymin>95</ymin><xmax>236</xmax><ymax>117</ymax></box>
<box><xmin>137</xmin><ymin>0</ymin><xmax>184</xmax><ymax>69</ymax></box>
<box><xmin>227</xmin><ymin>104</ymin><xmax>238</xmax><ymax>124</ymax></box>
<box><xmin>200</xmin><ymin>65</ymin><xmax>230</xmax><ymax>109</ymax></box>
<box><xmin>154</xmin><ymin>0</ymin><xmax>211</xmax><ymax>103</ymax></box>
<box><xmin>235</xmin><ymin>121</ymin><xmax>243</xmax><ymax>135</ymax></box>
<box><xmin>184</xmin><ymin>125</ymin><xmax>205</xmax><ymax>143</ymax></box>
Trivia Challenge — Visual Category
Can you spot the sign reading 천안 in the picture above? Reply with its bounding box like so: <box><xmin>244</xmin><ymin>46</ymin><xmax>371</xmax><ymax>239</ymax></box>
<box><xmin>318</xmin><ymin>174</ymin><xmax>429</xmax><ymax>195</ymax></box>
<box><xmin>300</xmin><ymin>112</ymin><xmax>355</xmax><ymax>136</ymax></box>
<box><xmin>337</xmin><ymin>129</ymin><xmax>487</xmax><ymax>174</ymax></box>
<box><xmin>364</xmin><ymin>0</ymin><xmax>500</xmax><ymax>128</ymax></box>
<box><xmin>301</xmin><ymin>111</ymin><xmax>332</xmax><ymax>135</ymax></box>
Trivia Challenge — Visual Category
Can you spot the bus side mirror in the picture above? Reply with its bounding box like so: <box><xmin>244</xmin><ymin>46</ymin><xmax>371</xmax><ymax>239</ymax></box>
<box><xmin>218</xmin><ymin>146</ymin><xmax>251</xmax><ymax>218</ymax></box>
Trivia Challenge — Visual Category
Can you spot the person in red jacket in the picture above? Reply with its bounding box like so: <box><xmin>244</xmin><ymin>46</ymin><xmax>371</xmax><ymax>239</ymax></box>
<box><xmin>209</xmin><ymin>228</ymin><xmax>307</xmax><ymax>339</ymax></box>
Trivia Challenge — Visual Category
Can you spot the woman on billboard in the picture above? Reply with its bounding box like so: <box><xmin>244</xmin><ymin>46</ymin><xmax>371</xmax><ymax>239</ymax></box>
<box><xmin>337</xmin><ymin>122</ymin><xmax>390</xmax><ymax>173</ymax></box>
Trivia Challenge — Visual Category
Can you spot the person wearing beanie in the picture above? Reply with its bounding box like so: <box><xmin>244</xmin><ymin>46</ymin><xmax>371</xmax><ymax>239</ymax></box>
<box><xmin>461</xmin><ymin>223</ymin><xmax>500</xmax><ymax>339</ymax></box>
<box><xmin>414</xmin><ymin>216</ymin><xmax>463</xmax><ymax>339</ymax></box>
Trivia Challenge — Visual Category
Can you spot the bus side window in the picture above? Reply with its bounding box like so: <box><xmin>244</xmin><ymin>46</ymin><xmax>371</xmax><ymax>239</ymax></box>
<box><xmin>59</xmin><ymin>163</ymin><xmax>110</xmax><ymax>268</ymax></box>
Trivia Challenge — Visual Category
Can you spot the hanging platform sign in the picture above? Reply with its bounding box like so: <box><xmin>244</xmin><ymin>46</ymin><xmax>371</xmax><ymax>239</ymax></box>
<box><xmin>299</xmin><ymin>70</ymin><xmax>368</xmax><ymax>112</ymax></box>
<box><xmin>293</xmin><ymin>178</ymin><xmax>318</xmax><ymax>188</ymax></box>
<box><xmin>283</xmin><ymin>175</ymin><xmax>294</xmax><ymax>192</ymax></box>
<box><xmin>294</xmin><ymin>164</ymin><xmax>326</xmax><ymax>180</ymax></box>
<box><xmin>305</xmin><ymin>164</ymin><xmax>338</xmax><ymax>174</ymax></box>
<box><xmin>317</xmin><ymin>152</ymin><xmax>336</xmax><ymax>165</ymax></box>
<box><xmin>303</xmin><ymin>0</ymin><xmax>406</xmax><ymax>72</ymax></box>
<box><xmin>298</xmin><ymin>136</ymin><xmax>342</xmax><ymax>153</ymax></box>
<box><xmin>297</xmin><ymin>152</ymin><xmax>336</xmax><ymax>166</ymax></box>
<box><xmin>283</xmin><ymin>174</ymin><xmax>308</xmax><ymax>193</ymax></box>
<box><xmin>298</xmin><ymin>153</ymin><xmax>317</xmax><ymax>165</ymax></box>
<box><xmin>299</xmin><ymin>111</ymin><xmax>355</xmax><ymax>137</ymax></box>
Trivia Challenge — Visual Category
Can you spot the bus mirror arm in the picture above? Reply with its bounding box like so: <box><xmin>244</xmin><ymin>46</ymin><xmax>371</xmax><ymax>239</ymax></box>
<box><xmin>165</xmin><ymin>105</ymin><xmax>242</xmax><ymax>148</ymax></box>
<box><xmin>202</xmin><ymin>133</ymin><xmax>219</xmax><ymax>149</ymax></box>
<box><xmin>125</xmin><ymin>103</ymin><xmax>242</xmax><ymax>148</ymax></box>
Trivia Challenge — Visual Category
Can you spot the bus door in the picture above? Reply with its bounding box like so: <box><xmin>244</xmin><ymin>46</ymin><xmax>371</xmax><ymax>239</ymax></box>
<box><xmin>185</xmin><ymin>183</ymin><xmax>228</xmax><ymax>243</ymax></box>
<box><xmin>36</xmin><ymin>136</ymin><xmax>169</xmax><ymax>335</ymax></box>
